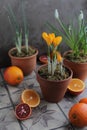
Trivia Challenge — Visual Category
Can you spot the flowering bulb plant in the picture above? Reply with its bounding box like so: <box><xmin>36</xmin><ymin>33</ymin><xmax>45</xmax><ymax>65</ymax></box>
<box><xmin>42</xmin><ymin>32</ymin><xmax>64</xmax><ymax>76</ymax></box>
<box><xmin>47</xmin><ymin>9</ymin><xmax>87</xmax><ymax>62</ymax></box>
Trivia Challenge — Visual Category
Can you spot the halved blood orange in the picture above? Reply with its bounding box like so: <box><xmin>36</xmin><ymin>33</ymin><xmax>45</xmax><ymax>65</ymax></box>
<box><xmin>15</xmin><ymin>103</ymin><xmax>31</xmax><ymax>120</ymax></box>
<box><xmin>21</xmin><ymin>89</ymin><xmax>40</xmax><ymax>108</ymax></box>
<box><xmin>67</xmin><ymin>78</ymin><xmax>85</xmax><ymax>96</ymax></box>
<box><xmin>39</xmin><ymin>55</ymin><xmax>48</xmax><ymax>64</ymax></box>
<box><xmin>79</xmin><ymin>98</ymin><xmax>87</xmax><ymax>104</ymax></box>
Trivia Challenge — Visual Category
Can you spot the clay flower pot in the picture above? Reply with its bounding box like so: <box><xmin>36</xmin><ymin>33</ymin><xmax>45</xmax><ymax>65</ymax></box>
<box><xmin>36</xmin><ymin>64</ymin><xmax>73</xmax><ymax>103</ymax></box>
<box><xmin>8</xmin><ymin>46</ymin><xmax>38</xmax><ymax>76</ymax></box>
<box><xmin>63</xmin><ymin>50</ymin><xmax>87</xmax><ymax>81</ymax></box>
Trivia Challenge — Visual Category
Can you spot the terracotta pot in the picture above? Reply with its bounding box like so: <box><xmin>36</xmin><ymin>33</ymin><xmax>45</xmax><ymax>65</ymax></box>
<box><xmin>36</xmin><ymin>64</ymin><xmax>72</xmax><ymax>103</ymax></box>
<box><xmin>8</xmin><ymin>46</ymin><xmax>38</xmax><ymax>76</ymax></box>
<box><xmin>63</xmin><ymin>50</ymin><xmax>87</xmax><ymax>81</ymax></box>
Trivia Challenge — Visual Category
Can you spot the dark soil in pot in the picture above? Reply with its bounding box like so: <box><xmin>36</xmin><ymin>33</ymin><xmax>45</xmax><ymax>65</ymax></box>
<box><xmin>64</xmin><ymin>51</ymin><xmax>87</xmax><ymax>63</ymax></box>
<box><xmin>11</xmin><ymin>46</ymin><xmax>36</xmax><ymax>57</ymax></box>
<box><xmin>38</xmin><ymin>64</ymin><xmax>71</xmax><ymax>81</ymax></box>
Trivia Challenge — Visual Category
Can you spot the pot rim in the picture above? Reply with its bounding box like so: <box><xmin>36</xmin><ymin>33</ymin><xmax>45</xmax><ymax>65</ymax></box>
<box><xmin>8</xmin><ymin>46</ymin><xmax>38</xmax><ymax>60</ymax></box>
<box><xmin>63</xmin><ymin>50</ymin><xmax>87</xmax><ymax>65</ymax></box>
<box><xmin>36</xmin><ymin>64</ymin><xmax>73</xmax><ymax>83</ymax></box>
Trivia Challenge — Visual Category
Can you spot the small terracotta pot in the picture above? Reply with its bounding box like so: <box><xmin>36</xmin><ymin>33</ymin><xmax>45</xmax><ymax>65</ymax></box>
<box><xmin>63</xmin><ymin>50</ymin><xmax>87</xmax><ymax>81</ymax></box>
<box><xmin>8</xmin><ymin>46</ymin><xmax>38</xmax><ymax>76</ymax></box>
<box><xmin>36</xmin><ymin>64</ymin><xmax>72</xmax><ymax>103</ymax></box>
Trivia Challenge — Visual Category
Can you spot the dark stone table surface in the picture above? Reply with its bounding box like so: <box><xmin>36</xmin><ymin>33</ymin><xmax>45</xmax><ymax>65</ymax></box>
<box><xmin>0</xmin><ymin>66</ymin><xmax>87</xmax><ymax>130</ymax></box>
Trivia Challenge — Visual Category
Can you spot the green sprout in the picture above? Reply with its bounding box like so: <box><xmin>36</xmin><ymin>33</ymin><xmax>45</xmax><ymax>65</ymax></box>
<box><xmin>6</xmin><ymin>1</ymin><xmax>29</xmax><ymax>56</ymax></box>
<box><xmin>47</xmin><ymin>9</ymin><xmax>87</xmax><ymax>58</ymax></box>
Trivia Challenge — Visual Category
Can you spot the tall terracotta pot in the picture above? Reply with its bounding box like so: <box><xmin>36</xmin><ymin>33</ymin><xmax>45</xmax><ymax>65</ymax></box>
<box><xmin>8</xmin><ymin>46</ymin><xmax>38</xmax><ymax>76</ymax></box>
<box><xmin>36</xmin><ymin>65</ymin><xmax>72</xmax><ymax>103</ymax></box>
<box><xmin>63</xmin><ymin>50</ymin><xmax>87</xmax><ymax>81</ymax></box>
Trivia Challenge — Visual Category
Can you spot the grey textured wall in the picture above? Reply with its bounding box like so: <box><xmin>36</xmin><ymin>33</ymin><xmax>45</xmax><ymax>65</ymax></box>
<box><xmin>0</xmin><ymin>0</ymin><xmax>87</xmax><ymax>67</ymax></box>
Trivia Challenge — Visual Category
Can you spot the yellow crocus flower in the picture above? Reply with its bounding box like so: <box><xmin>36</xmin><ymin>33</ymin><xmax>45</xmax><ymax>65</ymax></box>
<box><xmin>42</xmin><ymin>32</ymin><xmax>52</xmax><ymax>46</ymax></box>
<box><xmin>57</xmin><ymin>52</ymin><xmax>63</xmax><ymax>63</ymax></box>
<box><xmin>53</xmin><ymin>36</ymin><xmax>62</xmax><ymax>47</ymax></box>
<box><xmin>49</xmin><ymin>33</ymin><xmax>55</xmax><ymax>43</ymax></box>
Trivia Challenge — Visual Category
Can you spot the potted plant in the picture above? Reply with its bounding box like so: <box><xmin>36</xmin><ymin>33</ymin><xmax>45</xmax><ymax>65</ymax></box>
<box><xmin>36</xmin><ymin>32</ymin><xmax>73</xmax><ymax>103</ymax></box>
<box><xmin>47</xmin><ymin>9</ymin><xmax>87</xmax><ymax>81</ymax></box>
<box><xmin>7</xmin><ymin>4</ymin><xmax>38</xmax><ymax>76</ymax></box>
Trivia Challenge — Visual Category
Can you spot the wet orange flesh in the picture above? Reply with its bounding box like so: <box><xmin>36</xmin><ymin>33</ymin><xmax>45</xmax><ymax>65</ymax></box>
<box><xmin>68</xmin><ymin>79</ymin><xmax>84</xmax><ymax>91</ymax></box>
<box><xmin>22</xmin><ymin>91</ymin><xmax>39</xmax><ymax>106</ymax></box>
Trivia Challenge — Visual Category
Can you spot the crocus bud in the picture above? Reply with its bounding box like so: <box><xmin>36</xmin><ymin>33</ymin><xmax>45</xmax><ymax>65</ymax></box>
<box><xmin>79</xmin><ymin>10</ymin><xmax>84</xmax><ymax>21</ymax></box>
<box><xmin>54</xmin><ymin>9</ymin><xmax>59</xmax><ymax>19</ymax></box>
<box><xmin>68</xmin><ymin>25</ymin><xmax>72</xmax><ymax>34</ymax></box>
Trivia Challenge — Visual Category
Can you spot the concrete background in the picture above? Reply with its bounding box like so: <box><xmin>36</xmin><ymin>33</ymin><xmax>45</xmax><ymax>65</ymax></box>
<box><xmin>0</xmin><ymin>0</ymin><xmax>87</xmax><ymax>67</ymax></box>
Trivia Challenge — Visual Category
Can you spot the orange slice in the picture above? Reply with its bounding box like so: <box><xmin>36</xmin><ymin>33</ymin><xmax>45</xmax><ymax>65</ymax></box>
<box><xmin>67</xmin><ymin>78</ymin><xmax>85</xmax><ymax>96</ymax></box>
<box><xmin>21</xmin><ymin>89</ymin><xmax>40</xmax><ymax>108</ymax></box>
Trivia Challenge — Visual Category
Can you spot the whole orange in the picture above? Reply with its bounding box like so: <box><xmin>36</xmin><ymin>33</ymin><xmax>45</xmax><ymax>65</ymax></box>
<box><xmin>4</xmin><ymin>66</ymin><xmax>24</xmax><ymax>86</ymax></box>
<box><xmin>79</xmin><ymin>98</ymin><xmax>87</xmax><ymax>104</ymax></box>
<box><xmin>68</xmin><ymin>103</ymin><xmax>87</xmax><ymax>127</ymax></box>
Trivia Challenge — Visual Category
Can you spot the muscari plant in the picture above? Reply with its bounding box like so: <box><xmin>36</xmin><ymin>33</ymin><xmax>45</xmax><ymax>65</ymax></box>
<box><xmin>6</xmin><ymin>2</ymin><xmax>29</xmax><ymax>56</ymax></box>
<box><xmin>47</xmin><ymin>9</ymin><xmax>87</xmax><ymax>58</ymax></box>
<box><xmin>42</xmin><ymin>32</ymin><xmax>64</xmax><ymax>76</ymax></box>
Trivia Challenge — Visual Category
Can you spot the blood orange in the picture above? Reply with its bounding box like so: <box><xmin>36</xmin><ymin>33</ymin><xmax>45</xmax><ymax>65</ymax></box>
<box><xmin>39</xmin><ymin>55</ymin><xmax>48</xmax><ymax>64</ymax></box>
<box><xmin>15</xmin><ymin>103</ymin><xmax>31</xmax><ymax>120</ymax></box>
